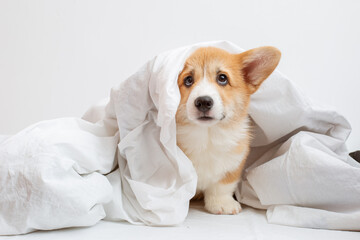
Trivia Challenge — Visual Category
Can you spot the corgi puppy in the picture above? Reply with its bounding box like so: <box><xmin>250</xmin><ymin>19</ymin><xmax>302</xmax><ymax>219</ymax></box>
<box><xmin>176</xmin><ymin>46</ymin><xmax>281</xmax><ymax>214</ymax></box>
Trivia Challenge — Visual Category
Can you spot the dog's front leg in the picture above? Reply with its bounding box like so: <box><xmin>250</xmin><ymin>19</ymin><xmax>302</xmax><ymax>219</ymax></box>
<box><xmin>204</xmin><ymin>181</ymin><xmax>241</xmax><ymax>215</ymax></box>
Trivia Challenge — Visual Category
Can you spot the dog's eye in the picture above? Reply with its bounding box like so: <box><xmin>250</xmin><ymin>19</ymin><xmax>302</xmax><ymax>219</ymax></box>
<box><xmin>184</xmin><ymin>76</ymin><xmax>194</xmax><ymax>87</ymax></box>
<box><xmin>217</xmin><ymin>74</ymin><xmax>228</xmax><ymax>86</ymax></box>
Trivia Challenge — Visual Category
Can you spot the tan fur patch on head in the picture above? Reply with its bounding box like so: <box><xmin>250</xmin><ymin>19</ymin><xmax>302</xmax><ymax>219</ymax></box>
<box><xmin>176</xmin><ymin>46</ymin><xmax>281</xmax><ymax>127</ymax></box>
<box><xmin>176</xmin><ymin>47</ymin><xmax>251</xmax><ymax>127</ymax></box>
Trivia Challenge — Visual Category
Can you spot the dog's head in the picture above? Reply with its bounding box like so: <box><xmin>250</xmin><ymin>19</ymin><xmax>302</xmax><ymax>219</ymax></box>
<box><xmin>176</xmin><ymin>46</ymin><xmax>281</xmax><ymax>127</ymax></box>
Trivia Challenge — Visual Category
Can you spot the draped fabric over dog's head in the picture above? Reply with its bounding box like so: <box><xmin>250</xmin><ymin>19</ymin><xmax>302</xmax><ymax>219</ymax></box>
<box><xmin>0</xmin><ymin>41</ymin><xmax>359</xmax><ymax>235</ymax></box>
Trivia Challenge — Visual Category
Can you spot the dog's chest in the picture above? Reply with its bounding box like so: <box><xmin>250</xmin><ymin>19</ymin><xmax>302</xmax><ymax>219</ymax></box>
<box><xmin>177</xmin><ymin>123</ymin><xmax>248</xmax><ymax>190</ymax></box>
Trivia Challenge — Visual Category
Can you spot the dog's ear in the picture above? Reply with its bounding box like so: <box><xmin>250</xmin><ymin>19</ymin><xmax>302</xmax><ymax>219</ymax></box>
<box><xmin>237</xmin><ymin>46</ymin><xmax>281</xmax><ymax>94</ymax></box>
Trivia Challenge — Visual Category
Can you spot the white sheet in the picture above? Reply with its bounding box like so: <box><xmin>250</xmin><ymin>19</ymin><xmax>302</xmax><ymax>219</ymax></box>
<box><xmin>1</xmin><ymin>203</ymin><xmax>359</xmax><ymax>240</ymax></box>
<box><xmin>0</xmin><ymin>41</ymin><xmax>359</xmax><ymax>235</ymax></box>
<box><xmin>0</xmin><ymin>136</ymin><xmax>9</xmax><ymax>144</ymax></box>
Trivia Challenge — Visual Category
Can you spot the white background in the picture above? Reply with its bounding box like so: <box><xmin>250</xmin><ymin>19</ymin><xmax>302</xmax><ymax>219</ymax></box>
<box><xmin>0</xmin><ymin>0</ymin><xmax>359</xmax><ymax>151</ymax></box>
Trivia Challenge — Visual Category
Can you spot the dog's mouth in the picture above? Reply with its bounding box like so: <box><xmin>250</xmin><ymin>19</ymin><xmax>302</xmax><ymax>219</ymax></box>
<box><xmin>198</xmin><ymin>116</ymin><xmax>214</xmax><ymax>121</ymax></box>
<box><xmin>197</xmin><ymin>113</ymin><xmax>225</xmax><ymax>122</ymax></box>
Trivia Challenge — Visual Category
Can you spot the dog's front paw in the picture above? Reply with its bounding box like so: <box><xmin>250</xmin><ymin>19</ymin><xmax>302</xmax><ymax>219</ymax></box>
<box><xmin>205</xmin><ymin>197</ymin><xmax>242</xmax><ymax>215</ymax></box>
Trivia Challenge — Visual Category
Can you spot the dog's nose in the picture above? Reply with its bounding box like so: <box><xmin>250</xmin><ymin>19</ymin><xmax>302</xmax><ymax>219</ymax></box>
<box><xmin>194</xmin><ymin>96</ymin><xmax>214</xmax><ymax>112</ymax></box>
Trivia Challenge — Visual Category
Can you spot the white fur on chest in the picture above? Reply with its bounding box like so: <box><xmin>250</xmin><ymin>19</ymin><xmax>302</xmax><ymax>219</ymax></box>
<box><xmin>177</xmin><ymin>119</ymin><xmax>249</xmax><ymax>191</ymax></box>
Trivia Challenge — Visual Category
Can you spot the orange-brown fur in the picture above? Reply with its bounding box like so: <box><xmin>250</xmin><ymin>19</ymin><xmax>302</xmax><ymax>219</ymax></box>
<box><xmin>177</xmin><ymin>47</ymin><xmax>252</xmax><ymax>128</ymax></box>
<box><xmin>220</xmin><ymin>142</ymin><xmax>250</xmax><ymax>184</ymax></box>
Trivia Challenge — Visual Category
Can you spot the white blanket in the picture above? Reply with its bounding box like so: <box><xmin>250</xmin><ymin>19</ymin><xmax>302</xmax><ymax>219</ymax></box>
<box><xmin>0</xmin><ymin>41</ymin><xmax>359</xmax><ymax>235</ymax></box>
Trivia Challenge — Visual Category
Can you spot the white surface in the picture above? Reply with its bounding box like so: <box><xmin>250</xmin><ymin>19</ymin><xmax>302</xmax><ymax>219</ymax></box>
<box><xmin>0</xmin><ymin>0</ymin><xmax>359</xmax><ymax>151</ymax></box>
<box><xmin>1</xmin><ymin>41</ymin><xmax>359</xmax><ymax>236</ymax></box>
<box><xmin>0</xmin><ymin>136</ymin><xmax>9</xmax><ymax>144</ymax></box>
<box><xmin>2</xmin><ymin>202</ymin><xmax>359</xmax><ymax>240</ymax></box>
